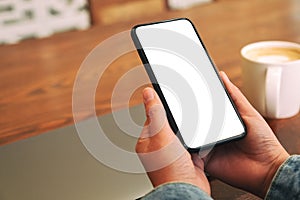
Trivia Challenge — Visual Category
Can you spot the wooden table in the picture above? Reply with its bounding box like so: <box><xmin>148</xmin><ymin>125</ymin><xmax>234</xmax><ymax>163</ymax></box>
<box><xmin>0</xmin><ymin>0</ymin><xmax>299</xmax><ymax>198</ymax></box>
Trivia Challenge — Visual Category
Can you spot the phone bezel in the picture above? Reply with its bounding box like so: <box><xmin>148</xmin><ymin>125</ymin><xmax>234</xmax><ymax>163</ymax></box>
<box><xmin>131</xmin><ymin>18</ymin><xmax>247</xmax><ymax>152</ymax></box>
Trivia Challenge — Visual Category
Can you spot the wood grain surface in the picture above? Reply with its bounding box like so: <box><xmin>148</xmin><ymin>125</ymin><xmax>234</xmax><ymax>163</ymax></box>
<box><xmin>0</xmin><ymin>0</ymin><xmax>299</xmax><ymax>155</ymax></box>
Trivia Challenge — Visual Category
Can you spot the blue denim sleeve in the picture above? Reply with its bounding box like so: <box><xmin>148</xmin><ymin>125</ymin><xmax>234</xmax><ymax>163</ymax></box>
<box><xmin>265</xmin><ymin>155</ymin><xmax>300</xmax><ymax>200</ymax></box>
<box><xmin>141</xmin><ymin>182</ymin><xmax>213</xmax><ymax>200</ymax></box>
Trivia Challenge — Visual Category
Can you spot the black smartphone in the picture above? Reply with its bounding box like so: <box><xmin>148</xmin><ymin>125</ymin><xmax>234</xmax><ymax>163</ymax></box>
<box><xmin>131</xmin><ymin>18</ymin><xmax>246</xmax><ymax>152</ymax></box>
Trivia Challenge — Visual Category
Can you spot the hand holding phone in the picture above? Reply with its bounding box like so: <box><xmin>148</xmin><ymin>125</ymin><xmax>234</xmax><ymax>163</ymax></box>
<box><xmin>131</xmin><ymin>18</ymin><xmax>246</xmax><ymax>152</ymax></box>
<box><xmin>136</xmin><ymin>70</ymin><xmax>290</xmax><ymax>199</ymax></box>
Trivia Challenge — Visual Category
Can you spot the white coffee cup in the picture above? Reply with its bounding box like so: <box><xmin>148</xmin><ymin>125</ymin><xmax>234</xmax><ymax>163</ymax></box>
<box><xmin>241</xmin><ymin>41</ymin><xmax>300</xmax><ymax>119</ymax></box>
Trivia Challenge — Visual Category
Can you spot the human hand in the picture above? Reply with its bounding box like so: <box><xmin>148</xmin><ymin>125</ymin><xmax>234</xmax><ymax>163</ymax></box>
<box><xmin>136</xmin><ymin>87</ymin><xmax>211</xmax><ymax>195</ymax></box>
<box><xmin>194</xmin><ymin>71</ymin><xmax>290</xmax><ymax>198</ymax></box>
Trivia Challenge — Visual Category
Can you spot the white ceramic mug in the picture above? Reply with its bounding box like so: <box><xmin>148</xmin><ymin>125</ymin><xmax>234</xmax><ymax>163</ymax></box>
<box><xmin>241</xmin><ymin>41</ymin><xmax>300</xmax><ymax>119</ymax></box>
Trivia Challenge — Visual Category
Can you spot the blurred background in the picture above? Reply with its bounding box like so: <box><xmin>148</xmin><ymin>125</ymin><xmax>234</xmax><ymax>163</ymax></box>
<box><xmin>0</xmin><ymin>0</ymin><xmax>217</xmax><ymax>44</ymax></box>
<box><xmin>0</xmin><ymin>0</ymin><xmax>232</xmax><ymax>145</ymax></box>
<box><xmin>1</xmin><ymin>0</ymin><xmax>299</xmax><ymax>149</ymax></box>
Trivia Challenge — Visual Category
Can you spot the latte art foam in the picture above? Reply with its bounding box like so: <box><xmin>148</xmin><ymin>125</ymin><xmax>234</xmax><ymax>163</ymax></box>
<box><xmin>245</xmin><ymin>47</ymin><xmax>300</xmax><ymax>64</ymax></box>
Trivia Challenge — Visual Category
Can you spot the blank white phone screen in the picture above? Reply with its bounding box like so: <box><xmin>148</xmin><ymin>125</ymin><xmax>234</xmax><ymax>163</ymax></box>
<box><xmin>135</xmin><ymin>19</ymin><xmax>245</xmax><ymax>148</ymax></box>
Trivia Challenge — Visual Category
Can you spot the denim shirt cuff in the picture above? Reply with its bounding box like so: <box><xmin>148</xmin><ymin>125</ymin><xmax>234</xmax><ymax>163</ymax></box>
<box><xmin>140</xmin><ymin>182</ymin><xmax>213</xmax><ymax>200</ymax></box>
<box><xmin>265</xmin><ymin>155</ymin><xmax>300</xmax><ymax>200</ymax></box>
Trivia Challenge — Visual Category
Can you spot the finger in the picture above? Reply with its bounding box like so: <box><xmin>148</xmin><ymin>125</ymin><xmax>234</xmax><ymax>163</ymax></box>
<box><xmin>136</xmin><ymin>87</ymin><xmax>176</xmax><ymax>153</ymax></box>
<box><xmin>219</xmin><ymin>71</ymin><xmax>260</xmax><ymax>117</ymax></box>
<box><xmin>141</xmin><ymin>87</ymin><xmax>168</xmax><ymax>138</ymax></box>
<box><xmin>192</xmin><ymin>154</ymin><xmax>205</xmax><ymax>171</ymax></box>
<box><xmin>136</xmin><ymin>87</ymin><xmax>187</xmax><ymax>172</ymax></box>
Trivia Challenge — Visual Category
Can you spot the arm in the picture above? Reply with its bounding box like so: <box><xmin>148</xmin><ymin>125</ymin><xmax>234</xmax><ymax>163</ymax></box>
<box><xmin>265</xmin><ymin>155</ymin><xmax>300</xmax><ymax>200</ymax></box>
<box><xmin>141</xmin><ymin>183</ymin><xmax>213</xmax><ymax>200</ymax></box>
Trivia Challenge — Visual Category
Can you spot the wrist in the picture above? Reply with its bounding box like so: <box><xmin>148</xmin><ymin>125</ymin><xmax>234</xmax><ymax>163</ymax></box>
<box><xmin>261</xmin><ymin>153</ymin><xmax>290</xmax><ymax>197</ymax></box>
<box><xmin>148</xmin><ymin>168</ymin><xmax>210</xmax><ymax>193</ymax></box>
<box><xmin>147</xmin><ymin>152</ymin><xmax>211</xmax><ymax>195</ymax></box>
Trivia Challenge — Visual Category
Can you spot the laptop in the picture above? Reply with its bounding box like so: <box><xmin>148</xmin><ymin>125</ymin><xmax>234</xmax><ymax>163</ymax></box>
<box><xmin>0</xmin><ymin>104</ymin><xmax>152</xmax><ymax>200</ymax></box>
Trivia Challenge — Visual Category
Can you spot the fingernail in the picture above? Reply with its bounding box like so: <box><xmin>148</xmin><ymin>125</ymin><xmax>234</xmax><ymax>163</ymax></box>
<box><xmin>143</xmin><ymin>88</ymin><xmax>154</xmax><ymax>103</ymax></box>
<box><xmin>221</xmin><ymin>71</ymin><xmax>228</xmax><ymax>79</ymax></box>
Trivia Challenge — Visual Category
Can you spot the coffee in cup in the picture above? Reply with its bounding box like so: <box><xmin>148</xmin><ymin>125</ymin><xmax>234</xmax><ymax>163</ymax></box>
<box><xmin>244</xmin><ymin>46</ymin><xmax>300</xmax><ymax>64</ymax></box>
<box><xmin>241</xmin><ymin>41</ymin><xmax>300</xmax><ymax>119</ymax></box>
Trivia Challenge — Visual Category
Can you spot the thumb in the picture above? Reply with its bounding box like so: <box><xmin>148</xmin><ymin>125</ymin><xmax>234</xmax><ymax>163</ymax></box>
<box><xmin>136</xmin><ymin>87</ymin><xmax>176</xmax><ymax>154</ymax></box>
<box><xmin>141</xmin><ymin>87</ymin><xmax>168</xmax><ymax>139</ymax></box>
<box><xmin>219</xmin><ymin>71</ymin><xmax>260</xmax><ymax>117</ymax></box>
<box><xmin>136</xmin><ymin>88</ymin><xmax>189</xmax><ymax>174</ymax></box>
